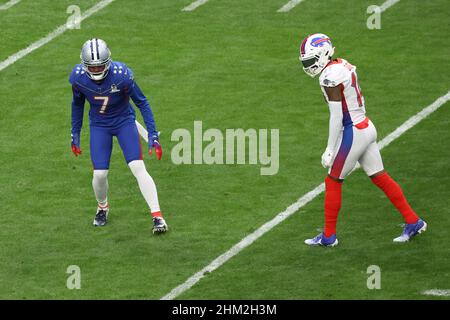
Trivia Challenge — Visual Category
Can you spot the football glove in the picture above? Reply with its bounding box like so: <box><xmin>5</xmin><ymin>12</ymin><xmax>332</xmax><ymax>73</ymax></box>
<box><xmin>71</xmin><ymin>133</ymin><xmax>82</xmax><ymax>157</ymax></box>
<box><xmin>148</xmin><ymin>134</ymin><xmax>162</xmax><ymax>160</ymax></box>
<box><xmin>321</xmin><ymin>147</ymin><xmax>334</xmax><ymax>168</ymax></box>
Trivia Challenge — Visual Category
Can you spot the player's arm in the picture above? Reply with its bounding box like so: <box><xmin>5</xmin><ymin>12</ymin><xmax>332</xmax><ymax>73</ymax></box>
<box><xmin>129</xmin><ymin>80</ymin><xmax>162</xmax><ymax>160</ymax></box>
<box><xmin>321</xmin><ymin>85</ymin><xmax>343</xmax><ymax>168</ymax></box>
<box><xmin>71</xmin><ymin>85</ymin><xmax>85</xmax><ymax>156</ymax></box>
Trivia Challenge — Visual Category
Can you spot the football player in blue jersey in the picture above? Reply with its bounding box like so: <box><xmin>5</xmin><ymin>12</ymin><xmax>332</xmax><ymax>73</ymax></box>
<box><xmin>70</xmin><ymin>38</ymin><xmax>168</xmax><ymax>234</ymax></box>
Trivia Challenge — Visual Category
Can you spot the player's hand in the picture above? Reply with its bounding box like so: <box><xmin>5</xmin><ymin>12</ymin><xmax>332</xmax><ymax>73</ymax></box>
<box><xmin>71</xmin><ymin>133</ymin><xmax>82</xmax><ymax>157</ymax></box>
<box><xmin>321</xmin><ymin>147</ymin><xmax>334</xmax><ymax>168</ymax></box>
<box><xmin>148</xmin><ymin>135</ymin><xmax>162</xmax><ymax>160</ymax></box>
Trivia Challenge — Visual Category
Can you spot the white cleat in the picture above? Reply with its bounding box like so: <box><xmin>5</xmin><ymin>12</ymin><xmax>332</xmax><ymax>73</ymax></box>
<box><xmin>152</xmin><ymin>217</ymin><xmax>168</xmax><ymax>234</ymax></box>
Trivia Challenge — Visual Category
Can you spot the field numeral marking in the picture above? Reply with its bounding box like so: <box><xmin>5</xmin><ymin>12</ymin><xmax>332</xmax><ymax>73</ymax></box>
<box><xmin>66</xmin><ymin>5</ymin><xmax>82</xmax><ymax>29</ymax></box>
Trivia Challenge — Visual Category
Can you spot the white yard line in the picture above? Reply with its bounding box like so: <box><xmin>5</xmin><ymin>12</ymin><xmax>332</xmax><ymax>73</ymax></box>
<box><xmin>380</xmin><ymin>0</ymin><xmax>401</xmax><ymax>12</ymax></box>
<box><xmin>0</xmin><ymin>0</ymin><xmax>115</xmax><ymax>72</ymax></box>
<box><xmin>182</xmin><ymin>0</ymin><xmax>210</xmax><ymax>12</ymax></box>
<box><xmin>161</xmin><ymin>91</ymin><xmax>450</xmax><ymax>300</ymax></box>
<box><xmin>379</xmin><ymin>92</ymin><xmax>450</xmax><ymax>149</ymax></box>
<box><xmin>276</xmin><ymin>0</ymin><xmax>397</xmax><ymax>14</ymax></box>
<box><xmin>277</xmin><ymin>0</ymin><xmax>306</xmax><ymax>13</ymax></box>
<box><xmin>0</xmin><ymin>0</ymin><xmax>21</xmax><ymax>11</ymax></box>
<box><xmin>422</xmin><ymin>289</ymin><xmax>450</xmax><ymax>297</ymax></box>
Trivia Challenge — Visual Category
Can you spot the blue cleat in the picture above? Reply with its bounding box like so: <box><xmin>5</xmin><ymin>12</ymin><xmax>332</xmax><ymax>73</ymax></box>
<box><xmin>93</xmin><ymin>207</ymin><xmax>109</xmax><ymax>227</ymax></box>
<box><xmin>305</xmin><ymin>232</ymin><xmax>338</xmax><ymax>247</ymax></box>
<box><xmin>393</xmin><ymin>219</ymin><xmax>427</xmax><ymax>242</ymax></box>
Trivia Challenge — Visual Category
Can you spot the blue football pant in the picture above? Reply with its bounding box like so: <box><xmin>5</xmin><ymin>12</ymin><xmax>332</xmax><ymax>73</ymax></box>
<box><xmin>90</xmin><ymin>121</ymin><xmax>142</xmax><ymax>170</ymax></box>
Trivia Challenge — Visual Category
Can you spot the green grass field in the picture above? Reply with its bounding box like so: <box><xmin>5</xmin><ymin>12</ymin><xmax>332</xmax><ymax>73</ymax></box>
<box><xmin>0</xmin><ymin>0</ymin><xmax>449</xmax><ymax>300</ymax></box>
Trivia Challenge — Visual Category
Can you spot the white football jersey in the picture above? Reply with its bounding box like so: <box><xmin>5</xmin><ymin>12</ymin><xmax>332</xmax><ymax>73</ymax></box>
<box><xmin>319</xmin><ymin>58</ymin><xmax>366</xmax><ymax>126</ymax></box>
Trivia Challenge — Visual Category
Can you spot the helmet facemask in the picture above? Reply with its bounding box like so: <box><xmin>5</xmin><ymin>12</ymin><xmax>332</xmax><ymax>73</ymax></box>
<box><xmin>82</xmin><ymin>59</ymin><xmax>111</xmax><ymax>81</ymax></box>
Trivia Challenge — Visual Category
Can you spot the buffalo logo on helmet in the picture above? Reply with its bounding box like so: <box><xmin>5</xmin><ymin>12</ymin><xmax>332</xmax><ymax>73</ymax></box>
<box><xmin>310</xmin><ymin>37</ymin><xmax>331</xmax><ymax>47</ymax></box>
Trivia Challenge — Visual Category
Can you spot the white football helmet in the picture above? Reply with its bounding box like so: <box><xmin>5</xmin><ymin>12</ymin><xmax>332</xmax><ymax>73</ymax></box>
<box><xmin>80</xmin><ymin>38</ymin><xmax>111</xmax><ymax>81</ymax></box>
<box><xmin>299</xmin><ymin>33</ymin><xmax>335</xmax><ymax>77</ymax></box>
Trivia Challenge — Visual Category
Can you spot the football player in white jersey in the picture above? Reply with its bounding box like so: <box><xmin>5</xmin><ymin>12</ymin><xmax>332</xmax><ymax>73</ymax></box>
<box><xmin>299</xmin><ymin>33</ymin><xmax>427</xmax><ymax>246</ymax></box>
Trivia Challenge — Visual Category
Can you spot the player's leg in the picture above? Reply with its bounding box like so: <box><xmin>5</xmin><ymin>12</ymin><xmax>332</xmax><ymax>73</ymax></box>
<box><xmin>328</xmin><ymin>127</ymin><xmax>369</xmax><ymax>229</ymax></box>
<box><xmin>359</xmin><ymin>126</ymin><xmax>426</xmax><ymax>242</ymax></box>
<box><xmin>90</xmin><ymin>126</ymin><xmax>113</xmax><ymax>226</ymax></box>
<box><xmin>306</xmin><ymin>126</ymin><xmax>366</xmax><ymax>246</ymax></box>
<box><xmin>116</xmin><ymin>122</ymin><xmax>168</xmax><ymax>233</ymax></box>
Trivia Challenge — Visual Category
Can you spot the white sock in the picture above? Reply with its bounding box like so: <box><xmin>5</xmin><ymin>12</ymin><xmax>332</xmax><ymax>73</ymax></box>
<box><xmin>92</xmin><ymin>170</ymin><xmax>109</xmax><ymax>207</ymax></box>
<box><xmin>128</xmin><ymin>160</ymin><xmax>161</xmax><ymax>213</ymax></box>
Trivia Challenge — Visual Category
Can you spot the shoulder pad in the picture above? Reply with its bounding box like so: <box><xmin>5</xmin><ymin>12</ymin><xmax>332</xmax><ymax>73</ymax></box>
<box><xmin>69</xmin><ymin>64</ymin><xmax>86</xmax><ymax>84</ymax></box>
<box><xmin>319</xmin><ymin>60</ymin><xmax>349</xmax><ymax>87</ymax></box>
<box><xmin>111</xmin><ymin>61</ymin><xmax>134</xmax><ymax>82</ymax></box>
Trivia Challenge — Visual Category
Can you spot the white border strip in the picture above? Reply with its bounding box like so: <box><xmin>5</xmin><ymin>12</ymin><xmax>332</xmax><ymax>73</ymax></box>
<box><xmin>182</xmin><ymin>0</ymin><xmax>210</xmax><ymax>12</ymax></box>
<box><xmin>161</xmin><ymin>91</ymin><xmax>450</xmax><ymax>300</ymax></box>
<box><xmin>380</xmin><ymin>0</ymin><xmax>401</xmax><ymax>12</ymax></box>
<box><xmin>422</xmin><ymin>289</ymin><xmax>450</xmax><ymax>297</ymax></box>
<box><xmin>277</xmin><ymin>0</ymin><xmax>306</xmax><ymax>13</ymax></box>
<box><xmin>0</xmin><ymin>0</ymin><xmax>115</xmax><ymax>72</ymax></box>
<box><xmin>0</xmin><ymin>0</ymin><xmax>21</xmax><ymax>11</ymax></box>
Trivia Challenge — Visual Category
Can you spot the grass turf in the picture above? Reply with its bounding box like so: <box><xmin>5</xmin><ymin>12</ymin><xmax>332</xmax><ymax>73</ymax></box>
<box><xmin>0</xmin><ymin>0</ymin><xmax>449</xmax><ymax>299</ymax></box>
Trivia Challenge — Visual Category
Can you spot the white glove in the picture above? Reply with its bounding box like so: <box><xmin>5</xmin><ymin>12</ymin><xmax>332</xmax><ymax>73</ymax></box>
<box><xmin>321</xmin><ymin>147</ymin><xmax>334</xmax><ymax>168</ymax></box>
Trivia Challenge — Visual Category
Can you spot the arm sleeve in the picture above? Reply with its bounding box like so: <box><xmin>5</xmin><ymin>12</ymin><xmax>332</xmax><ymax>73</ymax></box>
<box><xmin>71</xmin><ymin>85</ymin><xmax>85</xmax><ymax>135</ymax></box>
<box><xmin>129</xmin><ymin>80</ymin><xmax>158</xmax><ymax>138</ymax></box>
<box><xmin>326</xmin><ymin>101</ymin><xmax>343</xmax><ymax>151</ymax></box>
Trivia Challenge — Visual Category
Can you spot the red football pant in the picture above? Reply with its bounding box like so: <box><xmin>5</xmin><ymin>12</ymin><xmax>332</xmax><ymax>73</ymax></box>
<box><xmin>371</xmin><ymin>172</ymin><xmax>419</xmax><ymax>224</ymax></box>
<box><xmin>324</xmin><ymin>176</ymin><xmax>342</xmax><ymax>237</ymax></box>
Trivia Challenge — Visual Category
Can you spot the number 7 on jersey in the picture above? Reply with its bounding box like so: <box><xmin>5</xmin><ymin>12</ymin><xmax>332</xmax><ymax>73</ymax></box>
<box><xmin>94</xmin><ymin>96</ymin><xmax>110</xmax><ymax>114</ymax></box>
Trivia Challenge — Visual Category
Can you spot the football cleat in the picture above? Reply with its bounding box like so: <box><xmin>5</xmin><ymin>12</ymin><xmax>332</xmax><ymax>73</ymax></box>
<box><xmin>393</xmin><ymin>219</ymin><xmax>427</xmax><ymax>243</ymax></box>
<box><xmin>93</xmin><ymin>207</ymin><xmax>109</xmax><ymax>227</ymax></box>
<box><xmin>152</xmin><ymin>217</ymin><xmax>168</xmax><ymax>234</ymax></box>
<box><xmin>305</xmin><ymin>232</ymin><xmax>338</xmax><ymax>247</ymax></box>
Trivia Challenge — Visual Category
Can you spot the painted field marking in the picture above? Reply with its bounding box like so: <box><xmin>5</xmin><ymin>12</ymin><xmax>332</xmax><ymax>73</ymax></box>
<box><xmin>277</xmin><ymin>0</ymin><xmax>306</xmax><ymax>13</ymax></box>
<box><xmin>380</xmin><ymin>0</ymin><xmax>400</xmax><ymax>12</ymax></box>
<box><xmin>182</xmin><ymin>0</ymin><xmax>210</xmax><ymax>12</ymax></box>
<box><xmin>422</xmin><ymin>289</ymin><xmax>450</xmax><ymax>297</ymax></box>
<box><xmin>161</xmin><ymin>90</ymin><xmax>450</xmax><ymax>300</ymax></box>
<box><xmin>277</xmin><ymin>0</ymin><xmax>398</xmax><ymax>14</ymax></box>
<box><xmin>0</xmin><ymin>0</ymin><xmax>21</xmax><ymax>11</ymax></box>
<box><xmin>0</xmin><ymin>0</ymin><xmax>115</xmax><ymax>72</ymax></box>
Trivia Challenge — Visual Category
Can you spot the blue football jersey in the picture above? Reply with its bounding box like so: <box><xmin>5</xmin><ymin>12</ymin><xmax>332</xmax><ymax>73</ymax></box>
<box><xmin>69</xmin><ymin>61</ymin><xmax>157</xmax><ymax>137</ymax></box>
